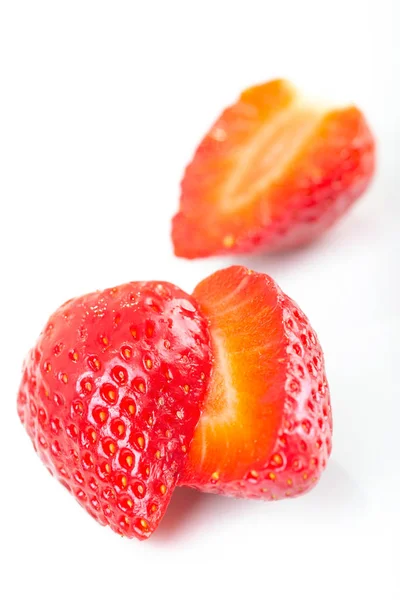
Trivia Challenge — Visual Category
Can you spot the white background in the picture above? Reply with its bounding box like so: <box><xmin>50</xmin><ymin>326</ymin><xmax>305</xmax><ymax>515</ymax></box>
<box><xmin>0</xmin><ymin>1</ymin><xmax>399</xmax><ymax>598</ymax></box>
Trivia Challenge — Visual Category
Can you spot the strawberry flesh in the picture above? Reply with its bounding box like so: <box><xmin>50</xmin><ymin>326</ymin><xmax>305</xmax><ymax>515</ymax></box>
<box><xmin>181</xmin><ymin>266</ymin><xmax>332</xmax><ymax>500</ymax></box>
<box><xmin>17</xmin><ymin>281</ymin><xmax>212</xmax><ymax>539</ymax></box>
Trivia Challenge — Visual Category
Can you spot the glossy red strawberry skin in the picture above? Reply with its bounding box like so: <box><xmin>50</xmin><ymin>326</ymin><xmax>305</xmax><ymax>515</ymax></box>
<box><xmin>17</xmin><ymin>281</ymin><xmax>212</xmax><ymax>539</ymax></box>
<box><xmin>172</xmin><ymin>80</ymin><xmax>376</xmax><ymax>258</ymax></box>
<box><xmin>181</xmin><ymin>266</ymin><xmax>332</xmax><ymax>500</ymax></box>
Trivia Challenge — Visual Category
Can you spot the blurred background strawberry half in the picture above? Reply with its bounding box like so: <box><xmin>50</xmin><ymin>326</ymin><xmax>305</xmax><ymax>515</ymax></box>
<box><xmin>172</xmin><ymin>79</ymin><xmax>375</xmax><ymax>258</ymax></box>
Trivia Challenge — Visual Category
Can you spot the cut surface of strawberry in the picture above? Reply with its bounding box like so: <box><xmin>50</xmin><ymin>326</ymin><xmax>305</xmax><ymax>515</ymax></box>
<box><xmin>181</xmin><ymin>266</ymin><xmax>332</xmax><ymax>500</ymax></box>
<box><xmin>172</xmin><ymin>79</ymin><xmax>375</xmax><ymax>258</ymax></box>
<box><xmin>17</xmin><ymin>281</ymin><xmax>212</xmax><ymax>539</ymax></box>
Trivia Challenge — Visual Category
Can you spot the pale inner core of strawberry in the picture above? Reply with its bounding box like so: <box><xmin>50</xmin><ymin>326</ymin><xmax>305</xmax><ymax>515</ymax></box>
<box><xmin>221</xmin><ymin>99</ymin><xmax>325</xmax><ymax>213</ymax></box>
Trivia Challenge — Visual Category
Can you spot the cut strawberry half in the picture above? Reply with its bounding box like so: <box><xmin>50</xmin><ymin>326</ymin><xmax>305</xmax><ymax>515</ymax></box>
<box><xmin>172</xmin><ymin>79</ymin><xmax>375</xmax><ymax>258</ymax></box>
<box><xmin>181</xmin><ymin>266</ymin><xmax>332</xmax><ymax>500</ymax></box>
<box><xmin>17</xmin><ymin>281</ymin><xmax>212</xmax><ymax>539</ymax></box>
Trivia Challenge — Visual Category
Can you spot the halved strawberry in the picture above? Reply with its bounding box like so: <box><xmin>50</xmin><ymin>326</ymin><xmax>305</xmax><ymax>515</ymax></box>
<box><xmin>17</xmin><ymin>281</ymin><xmax>212</xmax><ymax>539</ymax></box>
<box><xmin>172</xmin><ymin>79</ymin><xmax>375</xmax><ymax>258</ymax></box>
<box><xmin>181</xmin><ymin>266</ymin><xmax>332</xmax><ymax>500</ymax></box>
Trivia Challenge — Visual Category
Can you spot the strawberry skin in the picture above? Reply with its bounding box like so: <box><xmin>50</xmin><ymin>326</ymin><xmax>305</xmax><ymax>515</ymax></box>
<box><xmin>172</xmin><ymin>79</ymin><xmax>375</xmax><ymax>258</ymax></box>
<box><xmin>17</xmin><ymin>281</ymin><xmax>212</xmax><ymax>539</ymax></box>
<box><xmin>181</xmin><ymin>266</ymin><xmax>332</xmax><ymax>500</ymax></box>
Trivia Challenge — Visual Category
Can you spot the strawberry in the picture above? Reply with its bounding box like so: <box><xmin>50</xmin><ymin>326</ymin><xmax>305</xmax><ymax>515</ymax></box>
<box><xmin>172</xmin><ymin>79</ymin><xmax>375</xmax><ymax>258</ymax></box>
<box><xmin>18</xmin><ymin>269</ymin><xmax>333</xmax><ymax>537</ymax></box>
<box><xmin>17</xmin><ymin>281</ymin><xmax>212</xmax><ymax>539</ymax></box>
<box><xmin>181</xmin><ymin>266</ymin><xmax>332</xmax><ymax>500</ymax></box>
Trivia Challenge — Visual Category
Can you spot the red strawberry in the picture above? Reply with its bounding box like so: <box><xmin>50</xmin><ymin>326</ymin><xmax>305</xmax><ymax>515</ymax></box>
<box><xmin>181</xmin><ymin>266</ymin><xmax>332</xmax><ymax>500</ymax></box>
<box><xmin>172</xmin><ymin>79</ymin><xmax>375</xmax><ymax>258</ymax></box>
<box><xmin>17</xmin><ymin>281</ymin><xmax>212</xmax><ymax>539</ymax></box>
